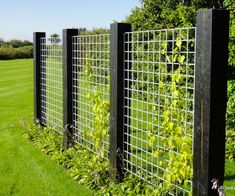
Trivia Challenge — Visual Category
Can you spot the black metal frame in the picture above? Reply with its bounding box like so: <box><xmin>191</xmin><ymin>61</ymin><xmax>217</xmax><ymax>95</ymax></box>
<box><xmin>33</xmin><ymin>32</ymin><xmax>46</xmax><ymax>125</ymax></box>
<box><xmin>110</xmin><ymin>23</ymin><xmax>131</xmax><ymax>180</ymax></box>
<box><xmin>63</xmin><ymin>29</ymin><xmax>79</xmax><ymax>148</ymax></box>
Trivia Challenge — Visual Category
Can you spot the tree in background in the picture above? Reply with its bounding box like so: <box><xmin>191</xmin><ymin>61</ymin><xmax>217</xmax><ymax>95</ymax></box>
<box><xmin>81</xmin><ymin>27</ymin><xmax>109</xmax><ymax>35</ymax></box>
<box><xmin>0</xmin><ymin>38</ymin><xmax>33</xmax><ymax>60</ymax></box>
<box><xmin>48</xmin><ymin>33</ymin><xmax>61</xmax><ymax>45</ymax></box>
<box><xmin>126</xmin><ymin>0</ymin><xmax>235</xmax><ymax>161</ymax></box>
<box><xmin>7</xmin><ymin>39</ymin><xmax>32</xmax><ymax>48</ymax></box>
<box><xmin>0</xmin><ymin>38</ymin><xmax>32</xmax><ymax>48</ymax></box>
<box><xmin>126</xmin><ymin>0</ymin><xmax>235</xmax><ymax>67</ymax></box>
<box><xmin>0</xmin><ymin>38</ymin><xmax>5</xmax><ymax>47</ymax></box>
<box><xmin>78</xmin><ymin>27</ymin><xmax>87</xmax><ymax>34</ymax></box>
<box><xmin>126</xmin><ymin>0</ymin><xmax>228</xmax><ymax>31</ymax></box>
<box><xmin>224</xmin><ymin>0</ymin><xmax>235</xmax><ymax>69</ymax></box>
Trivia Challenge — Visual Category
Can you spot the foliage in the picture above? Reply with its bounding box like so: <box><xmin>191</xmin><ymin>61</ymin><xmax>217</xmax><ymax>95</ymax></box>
<box><xmin>22</xmin><ymin>121</ymin><xmax>178</xmax><ymax>195</ymax></box>
<box><xmin>226</xmin><ymin>80</ymin><xmax>235</xmax><ymax>160</ymax></box>
<box><xmin>81</xmin><ymin>27</ymin><xmax>110</xmax><ymax>35</ymax></box>
<box><xmin>0</xmin><ymin>45</ymin><xmax>33</xmax><ymax>60</ymax></box>
<box><xmin>125</xmin><ymin>0</ymin><xmax>213</xmax><ymax>31</ymax></box>
<box><xmin>0</xmin><ymin>37</ymin><xmax>33</xmax><ymax>60</ymax></box>
<box><xmin>126</xmin><ymin>0</ymin><xmax>235</xmax><ymax>164</ymax></box>
<box><xmin>0</xmin><ymin>38</ymin><xmax>33</xmax><ymax>48</ymax></box>
<box><xmin>126</xmin><ymin>0</ymin><xmax>235</xmax><ymax>69</ymax></box>
<box><xmin>7</xmin><ymin>39</ymin><xmax>33</xmax><ymax>48</ymax></box>
<box><xmin>225</xmin><ymin>0</ymin><xmax>235</xmax><ymax>71</ymax></box>
<box><xmin>226</xmin><ymin>129</ymin><xmax>235</xmax><ymax>160</ymax></box>
<box><xmin>48</xmin><ymin>33</ymin><xmax>61</xmax><ymax>45</ymax></box>
<box><xmin>144</xmin><ymin>35</ymin><xmax>193</xmax><ymax>194</ymax></box>
<box><xmin>83</xmin><ymin>57</ymin><xmax>110</xmax><ymax>158</ymax></box>
<box><xmin>87</xmin><ymin>89</ymin><xmax>110</xmax><ymax>156</ymax></box>
<box><xmin>127</xmin><ymin>0</ymin><xmax>229</xmax><ymax>29</ymax></box>
<box><xmin>0</xmin><ymin>38</ymin><xmax>5</xmax><ymax>47</ymax></box>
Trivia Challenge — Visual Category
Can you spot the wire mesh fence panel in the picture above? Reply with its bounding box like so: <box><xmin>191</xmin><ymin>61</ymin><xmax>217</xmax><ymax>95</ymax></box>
<box><xmin>123</xmin><ymin>27</ymin><xmax>196</xmax><ymax>195</ymax></box>
<box><xmin>72</xmin><ymin>34</ymin><xmax>110</xmax><ymax>159</ymax></box>
<box><xmin>40</xmin><ymin>37</ymin><xmax>63</xmax><ymax>133</ymax></box>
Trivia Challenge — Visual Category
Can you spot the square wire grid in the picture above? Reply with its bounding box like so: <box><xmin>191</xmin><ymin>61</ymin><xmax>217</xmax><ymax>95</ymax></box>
<box><xmin>72</xmin><ymin>34</ymin><xmax>110</xmax><ymax>159</ymax></box>
<box><xmin>40</xmin><ymin>37</ymin><xmax>63</xmax><ymax>133</ymax></box>
<box><xmin>123</xmin><ymin>28</ymin><xmax>196</xmax><ymax>195</ymax></box>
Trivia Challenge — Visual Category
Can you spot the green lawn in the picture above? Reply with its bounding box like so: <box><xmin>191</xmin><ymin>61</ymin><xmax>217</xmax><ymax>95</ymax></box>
<box><xmin>0</xmin><ymin>59</ymin><xmax>92</xmax><ymax>196</ymax></box>
<box><xmin>224</xmin><ymin>160</ymin><xmax>235</xmax><ymax>195</ymax></box>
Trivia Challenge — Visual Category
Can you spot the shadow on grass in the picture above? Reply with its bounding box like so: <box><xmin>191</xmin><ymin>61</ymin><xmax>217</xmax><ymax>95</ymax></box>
<box><xmin>224</xmin><ymin>174</ymin><xmax>235</xmax><ymax>181</ymax></box>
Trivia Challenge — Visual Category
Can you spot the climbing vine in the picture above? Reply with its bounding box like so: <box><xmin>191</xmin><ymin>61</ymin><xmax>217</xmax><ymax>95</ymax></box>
<box><xmin>147</xmin><ymin>35</ymin><xmax>194</xmax><ymax>194</ymax></box>
<box><xmin>83</xmin><ymin>57</ymin><xmax>110</xmax><ymax>158</ymax></box>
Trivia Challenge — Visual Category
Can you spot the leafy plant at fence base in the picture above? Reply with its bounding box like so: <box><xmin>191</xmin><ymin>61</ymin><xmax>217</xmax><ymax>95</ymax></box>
<box><xmin>22</xmin><ymin>120</ymin><xmax>176</xmax><ymax>195</ymax></box>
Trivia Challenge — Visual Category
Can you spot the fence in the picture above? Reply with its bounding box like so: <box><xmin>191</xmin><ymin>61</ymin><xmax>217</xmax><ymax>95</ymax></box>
<box><xmin>122</xmin><ymin>27</ymin><xmax>196</xmax><ymax>194</ymax></box>
<box><xmin>40</xmin><ymin>37</ymin><xmax>63</xmax><ymax>132</ymax></box>
<box><xmin>33</xmin><ymin>9</ymin><xmax>229</xmax><ymax>195</ymax></box>
<box><xmin>72</xmin><ymin>34</ymin><xmax>110</xmax><ymax>159</ymax></box>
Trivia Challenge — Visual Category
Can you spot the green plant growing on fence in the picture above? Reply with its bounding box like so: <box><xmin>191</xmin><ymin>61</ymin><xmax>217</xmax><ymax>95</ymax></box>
<box><xmin>147</xmin><ymin>37</ymin><xmax>193</xmax><ymax>194</ymax></box>
<box><xmin>84</xmin><ymin>57</ymin><xmax>110</xmax><ymax>158</ymax></box>
<box><xmin>87</xmin><ymin>90</ymin><xmax>110</xmax><ymax>156</ymax></box>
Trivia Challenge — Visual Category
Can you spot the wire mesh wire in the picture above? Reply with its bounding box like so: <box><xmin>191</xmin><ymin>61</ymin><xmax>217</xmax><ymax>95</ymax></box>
<box><xmin>72</xmin><ymin>34</ymin><xmax>110</xmax><ymax>159</ymax></box>
<box><xmin>123</xmin><ymin>27</ymin><xmax>196</xmax><ymax>194</ymax></box>
<box><xmin>40</xmin><ymin>37</ymin><xmax>63</xmax><ymax>133</ymax></box>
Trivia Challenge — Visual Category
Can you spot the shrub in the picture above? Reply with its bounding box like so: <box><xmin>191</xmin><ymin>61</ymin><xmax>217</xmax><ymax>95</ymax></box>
<box><xmin>226</xmin><ymin>80</ymin><xmax>235</xmax><ymax>160</ymax></box>
<box><xmin>0</xmin><ymin>45</ymin><xmax>33</xmax><ymax>60</ymax></box>
<box><xmin>5</xmin><ymin>39</ymin><xmax>32</xmax><ymax>48</ymax></box>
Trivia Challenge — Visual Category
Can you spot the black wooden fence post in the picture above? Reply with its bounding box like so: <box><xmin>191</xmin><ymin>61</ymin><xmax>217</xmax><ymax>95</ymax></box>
<box><xmin>193</xmin><ymin>9</ymin><xmax>229</xmax><ymax>196</ymax></box>
<box><xmin>63</xmin><ymin>29</ymin><xmax>79</xmax><ymax>149</ymax></box>
<box><xmin>33</xmin><ymin>32</ymin><xmax>46</xmax><ymax>125</ymax></box>
<box><xmin>110</xmin><ymin>23</ymin><xmax>131</xmax><ymax>180</ymax></box>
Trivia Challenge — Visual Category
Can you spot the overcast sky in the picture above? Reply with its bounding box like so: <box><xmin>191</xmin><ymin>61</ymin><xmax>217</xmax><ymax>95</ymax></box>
<box><xmin>0</xmin><ymin>0</ymin><xmax>140</xmax><ymax>41</ymax></box>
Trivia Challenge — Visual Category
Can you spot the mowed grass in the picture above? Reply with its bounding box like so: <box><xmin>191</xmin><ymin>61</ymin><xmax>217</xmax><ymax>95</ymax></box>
<box><xmin>224</xmin><ymin>160</ymin><xmax>235</xmax><ymax>195</ymax></box>
<box><xmin>0</xmin><ymin>59</ymin><xmax>92</xmax><ymax>196</ymax></box>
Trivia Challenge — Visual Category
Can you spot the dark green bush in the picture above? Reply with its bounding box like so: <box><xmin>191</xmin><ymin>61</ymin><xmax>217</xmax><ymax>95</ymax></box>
<box><xmin>0</xmin><ymin>45</ymin><xmax>33</xmax><ymax>60</ymax></box>
<box><xmin>7</xmin><ymin>39</ymin><xmax>33</xmax><ymax>48</ymax></box>
<box><xmin>226</xmin><ymin>80</ymin><xmax>235</xmax><ymax>160</ymax></box>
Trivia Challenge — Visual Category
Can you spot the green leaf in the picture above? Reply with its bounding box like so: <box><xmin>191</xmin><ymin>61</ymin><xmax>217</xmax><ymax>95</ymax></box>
<box><xmin>166</xmin><ymin>55</ymin><xmax>171</xmax><ymax>63</ymax></box>
<box><xmin>172</xmin><ymin>90</ymin><xmax>179</xmax><ymax>97</ymax></box>
<box><xmin>173</xmin><ymin>54</ymin><xmax>178</xmax><ymax>62</ymax></box>
<box><xmin>178</xmin><ymin>55</ymin><xmax>185</xmax><ymax>64</ymax></box>
<box><xmin>176</xmin><ymin>39</ymin><xmax>182</xmax><ymax>48</ymax></box>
